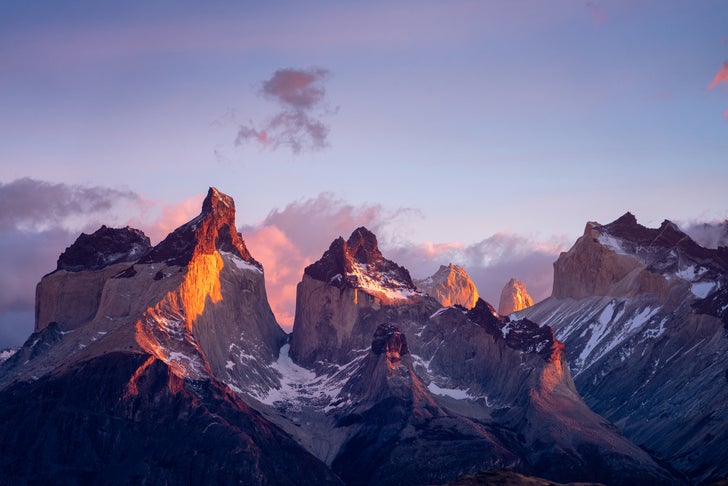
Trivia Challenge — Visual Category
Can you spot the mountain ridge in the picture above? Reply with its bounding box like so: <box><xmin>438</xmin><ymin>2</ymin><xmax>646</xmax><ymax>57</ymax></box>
<box><xmin>0</xmin><ymin>194</ymin><xmax>692</xmax><ymax>485</ymax></box>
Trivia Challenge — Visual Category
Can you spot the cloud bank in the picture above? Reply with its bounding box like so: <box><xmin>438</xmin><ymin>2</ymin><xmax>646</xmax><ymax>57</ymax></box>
<box><xmin>682</xmin><ymin>220</ymin><xmax>728</xmax><ymax>249</ymax></box>
<box><xmin>236</xmin><ymin>68</ymin><xmax>333</xmax><ymax>154</ymax></box>
<box><xmin>240</xmin><ymin>194</ymin><xmax>569</xmax><ymax>331</ymax></box>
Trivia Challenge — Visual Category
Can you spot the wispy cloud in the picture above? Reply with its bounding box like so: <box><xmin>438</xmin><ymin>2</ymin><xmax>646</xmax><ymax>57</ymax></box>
<box><xmin>708</xmin><ymin>62</ymin><xmax>728</xmax><ymax>90</ymax></box>
<box><xmin>236</xmin><ymin>68</ymin><xmax>334</xmax><ymax>154</ymax></box>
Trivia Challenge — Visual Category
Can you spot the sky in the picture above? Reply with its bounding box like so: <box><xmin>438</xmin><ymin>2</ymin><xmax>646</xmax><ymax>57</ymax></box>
<box><xmin>1</xmin><ymin>0</ymin><xmax>727</xmax><ymax>347</ymax></box>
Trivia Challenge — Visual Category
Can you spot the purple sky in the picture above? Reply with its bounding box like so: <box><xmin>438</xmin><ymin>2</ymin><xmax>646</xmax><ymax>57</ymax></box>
<box><xmin>1</xmin><ymin>1</ymin><xmax>727</xmax><ymax>347</ymax></box>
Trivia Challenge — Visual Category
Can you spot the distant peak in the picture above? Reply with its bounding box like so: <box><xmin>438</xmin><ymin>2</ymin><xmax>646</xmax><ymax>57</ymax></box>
<box><xmin>498</xmin><ymin>278</ymin><xmax>534</xmax><ymax>315</ymax></box>
<box><xmin>415</xmin><ymin>263</ymin><xmax>479</xmax><ymax>309</ymax></box>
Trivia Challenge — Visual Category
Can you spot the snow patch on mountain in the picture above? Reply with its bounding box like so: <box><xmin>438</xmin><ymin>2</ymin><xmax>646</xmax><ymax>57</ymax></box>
<box><xmin>597</xmin><ymin>233</ymin><xmax>629</xmax><ymax>255</ymax></box>
<box><xmin>252</xmin><ymin>344</ymin><xmax>367</xmax><ymax>413</ymax></box>
<box><xmin>348</xmin><ymin>263</ymin><xmax>422</xmax><ymax>301</ymax></box>
<box><xmin>220</xmin><ymin>251</ymin><xmax>263</xmax><ymax>274</ymax></box>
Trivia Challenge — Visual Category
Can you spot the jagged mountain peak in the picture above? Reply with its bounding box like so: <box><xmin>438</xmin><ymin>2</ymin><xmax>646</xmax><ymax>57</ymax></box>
<box><xmin>201</xmin><ymin>186</ymin><xmax>234</xmax><ymax>214</ymax></box>
<box><xmin>415</xmin><ymin>263</ymin><xmax>479</xmax><ymax>309</ymax></box>
<box><xmin>346</xmin><ymin>226</ymin><xmax>382</xmax><ymax>264</ymax></box>
<box><xmin>304</xmin><ymin>226</ymin><xmax>418</xmax><ymax>296</ymax></box>
<box><xmin>57</xmin><ymin>225</ymin><xmax>152</xmax><ymax>272</ymax></box>
<box><xmin>140</xmin><ymin>187</ymin><xmax>259</xmax><ymax>269</ymax></box>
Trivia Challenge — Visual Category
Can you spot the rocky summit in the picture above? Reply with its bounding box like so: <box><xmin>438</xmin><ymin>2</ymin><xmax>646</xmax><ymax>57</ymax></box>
<box><xmin>0</xmin><ymin>193</ymin><xmax>710</xmax><ymax>485</ymax></box>
<box><xmin>498</xmin><ymin>277</ymin><xmax>534</xmax><ymax>315</ymax></box>
<box><xmin>518</xmin><ymin>212</ymin><xmax>728</xmax><ymax>483</ymax></box>
<box><xmin>415</xmin><ymin>263</ymin><xmax>479</xmax><ymax>309</ymax></box>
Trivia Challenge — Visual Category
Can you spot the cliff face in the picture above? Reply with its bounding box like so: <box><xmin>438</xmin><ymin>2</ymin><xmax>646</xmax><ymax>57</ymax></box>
<box><xmin>519</xmin><ymin>212</ymin><xmax>728</xmax><ymax>483</ymax></box>
<box><xmin>289</xmin><ymin>227</ymin><xmax>425</xmax><ymax>369</ymax></box>
<box><xmin>415</xmin><ymin>263</ymin><xmax>479</xmax><ymax>309</ymax></box>
<box><xmin>498</xmin><ymin>278</ymin><xmax>534</xmax><ymax>315</ymax></box>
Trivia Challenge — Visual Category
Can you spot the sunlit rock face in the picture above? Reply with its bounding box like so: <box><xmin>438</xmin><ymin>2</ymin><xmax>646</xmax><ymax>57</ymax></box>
<box><xmin>498</xmin><ymin>278</ymin><xmax>534</xmax><ymax>315</ymax></box>
<box><xmin>519</xmin><ymin>212</ymin><xmax>728</xmax><ymax>483</ymax></box>
<box><xmin>14</xmin><ymin>187</ymin><xmax>285</xmax><ymax>392</ymax></box>
<box><xmin>415</xmin><ymin>263</ymin><xmax>479</xmax><ymax>309</ymax></box>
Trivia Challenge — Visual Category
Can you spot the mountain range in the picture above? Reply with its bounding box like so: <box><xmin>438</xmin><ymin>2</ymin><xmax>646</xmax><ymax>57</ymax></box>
<box><xmin>0</xmin><ymin>188</ymin><xmax>725</xmax><ymax>484</ymax></box>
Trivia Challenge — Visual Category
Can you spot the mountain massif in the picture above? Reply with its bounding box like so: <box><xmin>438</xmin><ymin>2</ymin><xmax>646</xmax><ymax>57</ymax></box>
<box><xmin>1</xmin><ymin>190</ymin><xmax>724</xmax><ymax>484</ymax></box>
<box><xmin>518</xmin><ymin>212</ymin><xmax>728</xmax><ymax>484</ymax></box>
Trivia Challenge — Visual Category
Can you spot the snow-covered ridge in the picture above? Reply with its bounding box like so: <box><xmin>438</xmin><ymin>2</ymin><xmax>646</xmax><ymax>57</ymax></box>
<box><xmin>347</xmin><ymin>263</ymin><xmax>423</xmax><ymax>301</ymax></box>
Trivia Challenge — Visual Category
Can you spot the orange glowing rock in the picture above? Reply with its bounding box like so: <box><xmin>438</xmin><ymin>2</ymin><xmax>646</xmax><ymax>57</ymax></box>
<box><xmin>498</xmin><ymin>278</ymin><xmax>534</xmax><ymax>315</ymax></box>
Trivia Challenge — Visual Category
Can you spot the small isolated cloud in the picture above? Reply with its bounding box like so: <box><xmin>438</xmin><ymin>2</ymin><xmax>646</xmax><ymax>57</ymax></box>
<box><xmin>708</xmin><ymin>62</ymin><xmax>728</xmax><ymax>90</ymax></box>
<box><xmin>723</xmin><ymin>108</ymin><xmax>728</xmax><ymax>121</ymax></box>
<box><xmin>236</xmin><ymin>67</ymin><xmax>334</xmax><ymax>154</ymax></box>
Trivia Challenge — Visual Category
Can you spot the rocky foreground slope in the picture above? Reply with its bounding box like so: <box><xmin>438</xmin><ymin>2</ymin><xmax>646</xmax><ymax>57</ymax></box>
<box><xmin>0</xmin><ymin>193</ymin><xmax>682</xmax><ymax>485</ymax></box>
<box><xmin>518</xmin><ymin>212</ymin><xmax>728</xmax><ymax>483</ymax></box>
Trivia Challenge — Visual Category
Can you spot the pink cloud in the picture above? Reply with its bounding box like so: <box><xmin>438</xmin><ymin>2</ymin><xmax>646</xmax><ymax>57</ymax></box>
<box><xmin>126</xmin><ymin>194</ymin><xmax>205</xmax><ymax>244</ymax></box>
<box><xmin>244</xmin><ymin>226</ymin><xmax>311</xmax><ymax>331</ymax></box>
<box><xmin>708</xmin><ymin>62</ymin><xmax>728</xmax><ymax>90</ymax></box>
<box><xmin>724</xmin><ymin>108</ymin><xmax>728</xmax><ymax>120</ymax></box>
